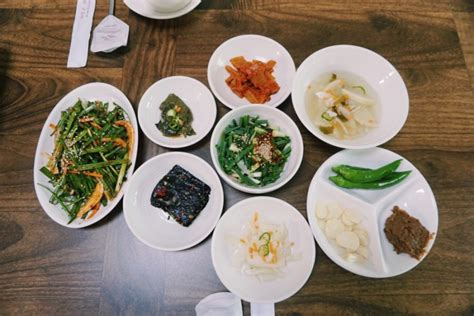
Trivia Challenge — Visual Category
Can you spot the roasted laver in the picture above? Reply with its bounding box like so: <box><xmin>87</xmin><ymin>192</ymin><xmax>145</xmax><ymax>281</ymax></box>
<box><xmin>150</xmin><ymin>165</ymin><xmax>211</xmax><ymax>227</ymax></box>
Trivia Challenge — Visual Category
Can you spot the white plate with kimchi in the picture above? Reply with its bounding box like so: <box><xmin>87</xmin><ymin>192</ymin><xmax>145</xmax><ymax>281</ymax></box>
<box><xmin>33</xmin><ymin>83</ymin><xmax>139</xmax><ymax>228</ymax></box>
<box><xmin>211</xmin><ymin>196</ymin><xmax>316</xmax><ymax>303</ymax></box>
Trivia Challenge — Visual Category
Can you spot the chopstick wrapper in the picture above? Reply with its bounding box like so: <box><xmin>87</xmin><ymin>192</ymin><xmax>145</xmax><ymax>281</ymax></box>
<box><xmin>67</xmin><ymin>0</ymin><xmax>96</xmax><ymax>68</ymax></box>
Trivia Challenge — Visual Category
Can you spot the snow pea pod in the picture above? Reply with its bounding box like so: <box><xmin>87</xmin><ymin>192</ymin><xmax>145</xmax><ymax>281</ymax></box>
<box><xmin>332</xmin><ymin>159</ymin><xmax>402</xmax><ymax>183</ymax></box>
<box><xmin>329</xmin><ymin>170</ymin><xmax>411</xmax><ymax>190</ymax></box>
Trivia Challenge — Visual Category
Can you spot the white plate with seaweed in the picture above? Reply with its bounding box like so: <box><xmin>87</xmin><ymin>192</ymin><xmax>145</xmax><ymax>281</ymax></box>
<box><xmin>138</xmin><ymin>76</ymin><xmax>217</xmax><ymax>149</ymax></box>
<box><xmin>33</xmin><ymin>82</ymin><xmax>139</xmax><ymax>228</ymax></box>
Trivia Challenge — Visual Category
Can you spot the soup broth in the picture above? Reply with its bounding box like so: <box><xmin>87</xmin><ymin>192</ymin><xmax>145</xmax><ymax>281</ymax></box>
<box><xmin>305</xmin><ymin>72</ymin><xmax>379</xmax><ymax>140</ymax></box>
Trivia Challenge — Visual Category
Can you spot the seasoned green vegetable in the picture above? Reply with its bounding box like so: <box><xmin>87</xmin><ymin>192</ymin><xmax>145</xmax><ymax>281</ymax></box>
<box><xmin>39</xmin><ymin>99</ymin><xmax>133</xmax><ymax>224</ymax></box>
<box><xmin>216</xmin><ymin>115</ymin><xmax>291</xmax><ymax>187</ymax></box>
<box><xmin>331</xmin><ymin>159</ymin><xmax>402</xmax><ymax>183</ymax></box>
<box><xmin>329</xmin><ymin>171</ymin><xmax>411</xmax><ymax>189</ymax></box>
<box><xmin>156</xmin><ymin>94</ymin><xmax>195</xmax><ymax>137</ymax></box>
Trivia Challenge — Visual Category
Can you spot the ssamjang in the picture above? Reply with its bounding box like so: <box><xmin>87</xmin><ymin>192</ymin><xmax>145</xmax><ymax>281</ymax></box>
<box><xmin>150</xmin><ymin>165</ymin><xmax>211</xmax><ymax>227</ymax></box>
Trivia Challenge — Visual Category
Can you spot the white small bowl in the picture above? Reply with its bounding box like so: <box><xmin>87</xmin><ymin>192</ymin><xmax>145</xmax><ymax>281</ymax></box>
<box><xmin>138</xmin><ymin>76</ymin><xmax>216</xmax><ymax>149</ymax></box>
<box><xmin>210</xmin><ymin>105</ymin><xmax>303</xmax><ymax>194</ymax></box>
<box><xmin>207</xmin><ymin>34</ymin><xmax>295</xmax><ymax>109</ymax></box>
<box><xmin>292</xmin><ymin>45</ymin><xmax>409</xmax><ymax>149</ymax></box>
<box><xmin>123</xmin><ymin>0</ymin><xmax>201</xmax><ymax>20</ymax></box>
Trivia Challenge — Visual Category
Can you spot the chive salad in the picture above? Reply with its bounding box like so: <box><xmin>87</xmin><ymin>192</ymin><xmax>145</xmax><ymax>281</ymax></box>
<box><xmin>216</xmin><ymin>115</ymin><xmax>291</xmax><ymax>187</ymax></box>
<box><xmin>39</xmin><ymin>99</ymin><xmax>133</xmax><ymax>223</ymax></box>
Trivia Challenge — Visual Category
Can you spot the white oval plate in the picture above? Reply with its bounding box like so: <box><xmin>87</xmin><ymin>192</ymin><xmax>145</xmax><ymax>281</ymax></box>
<box><xmin>33</xmin><ymin>82</ymin><xmax>139</xmax><ymax>228</ymax></box>
<box><xmin>210</xmin><ymin>104</ymin><xmax>304</xmax><ymax>194</ymax></box>
<box><xmin>123</xmin><ymin>0</ymin><xmax>201</xmax><ymax>20</ymax></box>
<box><xmin>212</xmin><ymin>196</ymin><xmax>316</xmax><ymax>303</ymax></box>
<box><xmin>208</xmin><ymin>34</ymin><xmax>295</xmax><ymax>109</ymax></box>
<box><xmin>307</xmin><ymin>147</ymin><xmax>438</xmax><ymax>278</ymax></box>
<box><xmin>124</xmin><ymin>152</ymin><xmax>224</xmax><ymax>251</ymax></box>
<box><xmin>292</xmin><ymin>45</ymin><xmax>409</xmax><ymax>149</ymax></box>
<box><xmin>138</xmin><ymin>76</ymin><xmax>216</xmax><ymax>148</ymax></box>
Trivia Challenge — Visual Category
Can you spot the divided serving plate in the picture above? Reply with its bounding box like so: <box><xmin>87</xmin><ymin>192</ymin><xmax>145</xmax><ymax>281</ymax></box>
<box><xmin>307</xmin><ymin>147</ymin><xmax>438</xmax><ymax>278</ymax></box>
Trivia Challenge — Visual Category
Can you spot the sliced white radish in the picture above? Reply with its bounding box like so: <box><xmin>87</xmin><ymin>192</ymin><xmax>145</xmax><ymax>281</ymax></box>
<box><xmin>315</xmin><ymin>203</ymin><xmax>328</xmax><ymax>219</ymax></box>
<box><xmin>229</xmin><ymin>143</ymin><xmax>240</xmax><ymax>152</ymax></box>
<box><xmin>323</xmin><ymin>79</ymin><xmax>343</xmax><ymax>93</ymax></box>
<box><xmin>343</xmin><ymin>224</ymin><xmax>353</xmax><ymax>232</ymax></box>
<box><xmin>342</xmin><ymin>213</ymin><xmax>354</xmax><ymax>226</ymax></box>
<box><xmin>333</xmin><ymin>117</ymin><xmax>349</xmax><ymax>135</ymax></box>
<box><xmin>318</xmin><ymin>219</ymin><xmax>326</xmax><ymax>231</ymax></box>
<box><xmin>325</xmin><ymin>219</ymin><xmax>345</xmax><ymax>239</ymax></box>
<box><xmin>336</xmin><ymin>231</ymin><xmax>360</xmax><ymax>251</ymax></box>
<box><xmin>354</xmin><ymin>229</ymin><xmax>369</xmax><ymax>247</ymax></box>
<box><xmin>343</xmin><ymin>118</ymin><xmax>358</xmax><ymax>135</ymax></box>
<box><xmin>357</xmin><ymin>246</ymin><xmax>369</xmax><ymax>259</ymax></box>
<box><xmin>315</xmin><ymin>91</ymin><xmax>336</xmax><ymax>107</ymax></box>
<box><xmin>342</xmin><ymin>209</ymin><xmax>361</xmax><ymax>225</ymax></box>
<box><xmin>341</xmin><ymin>88</ymin><xmax>375</xmax><ymax>106</ymax></box>
<box><xmin>327</xmin><ymin>203</ymin><xmax>343</xmax><ymax>219</ymax></box>
<box><xmin>271</xmin><ymin>129</ymin><xmax>286</xmax><ymax>138</ymax></box>
<box><xmin>353</xmin><ymin>107</ymin><xmax>377</xmax><ymax>128</ymax></box>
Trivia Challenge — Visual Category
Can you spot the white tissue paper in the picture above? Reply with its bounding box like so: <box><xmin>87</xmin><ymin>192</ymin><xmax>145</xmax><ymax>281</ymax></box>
<box><xmin>250</xmin><ymin>302</ymin><xmax>275</xmax><ymax>316</ymax></box>
<box><xmin>90</xmin><ymin>15</ymin><xmax>129</xmax><ymax>53</ymax></box>
<box><xmin>195</xmin><ymin>292</ymin><xmax>243</xmax><ymax>316</ymax></box>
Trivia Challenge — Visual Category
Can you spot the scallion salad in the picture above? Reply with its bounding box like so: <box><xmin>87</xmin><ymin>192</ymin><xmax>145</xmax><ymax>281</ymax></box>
<box><xmin>216</xmin><ymin>115</ymin><xmax>291</xmax><ymax>187</ymax></box>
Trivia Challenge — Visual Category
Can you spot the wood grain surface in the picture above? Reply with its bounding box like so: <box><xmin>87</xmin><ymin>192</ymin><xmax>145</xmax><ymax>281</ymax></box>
<box><xmin>0</xmin><ymin>0</ymin><xmax>473</xmax><ymax>315</ymax></box>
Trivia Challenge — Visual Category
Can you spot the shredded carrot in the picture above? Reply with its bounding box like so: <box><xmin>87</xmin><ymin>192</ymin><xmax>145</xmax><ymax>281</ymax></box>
<box><xmin>83</xmin><ymin>171</ymin><xmax>103</xmax><ymax>179</ymax></box>
<box><xmin>49</xmin><ymin>123</ymin><xmax>56</xmax><ymax>130</ymax></box>
<box><xmin>114</xmin><ymin>120</ymin><xmax>134</xmax><ymax>158</ymax></box>
<box><xmin>87</xmin><ymin>202</ymin><xmax>101</xmax><ymax>219</ymax></box>
<box><xmin>90</xmin><ymin>122</ymin><xmax>102</xmax><ymax>130</ymax></box>
<box><xmin>76</xmin><ymin>182</ymin><xmax>104</xmax><ymax>219</ymax></box>
<box><xmin>102</xmin><ymin>137</ymin><xmax>127</xmax><ymax>148</ymax></box>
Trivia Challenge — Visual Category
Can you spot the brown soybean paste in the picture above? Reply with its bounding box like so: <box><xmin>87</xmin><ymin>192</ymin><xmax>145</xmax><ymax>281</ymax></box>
<box><xmin>384</xmin><ymin>206</ymin><xmax>431</xmax><ymax>260</ymax></box>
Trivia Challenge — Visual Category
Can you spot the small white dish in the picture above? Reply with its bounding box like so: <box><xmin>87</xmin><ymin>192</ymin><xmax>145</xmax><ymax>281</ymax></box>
<box><xmin>292</xmin><ymin>45</ymin><xmax>409</xmax><ymax>149</ymax></box>
<box><xmin>307</xmin><ymin>147</ymin><xmax>438</xmax><ymax>278</ymax></box>
<box><xmin>124</xmin><ymin>0</ymin><xmax>201</xmax><ymax>20</ymax></box>
<box><xmin>207</xmin><ymin>34</ymin><xmax>295</xmax><ymax>109</ymax></box>
<box><xmin>210</xmin><ymin>104</ymin><xmax>304</xmax><ymax>194</ymax></box>
<box><xmin>211</xmin><ymin>196</ymin><xmax>316</xmax><ymax>303</ymax></box>
<box><xmin>124</xmin><ymin>152</ymin><xmax>224</xmax><ymax>251</ymax></box>
<box><xmin>33</xmin><ymin>83</ymin><xmax>139</xmax><ymax>228</ymax></box>
<box><xmin>138</xmin><ymin>76</ymin><xmax>216</xmax><ymax>148</ymax></box>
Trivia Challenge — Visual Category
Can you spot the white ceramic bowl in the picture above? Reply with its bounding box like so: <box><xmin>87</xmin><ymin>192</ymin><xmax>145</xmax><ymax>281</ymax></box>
<box><xmin>124</xmin><ymin>152</ymin><xmax>224</xmax><ymax>251</ymax></box>
<box><xmin>33</xmin><ymin>83</ymin><xmax>139</xmax><ymax>228</ymax></box>
<box><xmin>212</xmin><ymin>196</ymin><xmax>316</xmax><ymax>303</ymax></box>
<box><xmin>207</xmin><ymin>34</ymin><xmax>295</xmax><ymax>109</ymax></box>
<box><xmin>138</xmin><ymin>76</ymin><xmax>216</xmax><ymax>149</ymax></box>
<box><xmin>124</xmin><ymin>0</ymin><xmax>201</xmax><ymax>20</ymax></box>
<box><xmin>210</xmin><ymin>105</ymin><xmax>303</xmax><ymax>194</ymax></box>
<box><xmin>292</xmin><ymin>45</ymin><xmax>409</xmax><ymax>149</ymax></box>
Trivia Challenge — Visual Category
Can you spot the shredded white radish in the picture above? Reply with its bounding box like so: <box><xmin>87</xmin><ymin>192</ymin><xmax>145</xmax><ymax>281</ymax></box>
<box><xmin>231</xmin><ymin>212</ymin><xmax>300</xmax><ymax>282</ymax></box>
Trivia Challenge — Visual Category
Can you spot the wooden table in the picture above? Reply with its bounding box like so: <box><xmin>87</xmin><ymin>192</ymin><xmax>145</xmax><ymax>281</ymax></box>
<box><xmin>1</xmin><ymin>0</ymin><xmax>473</xmax><ymax>314</ymax></box>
